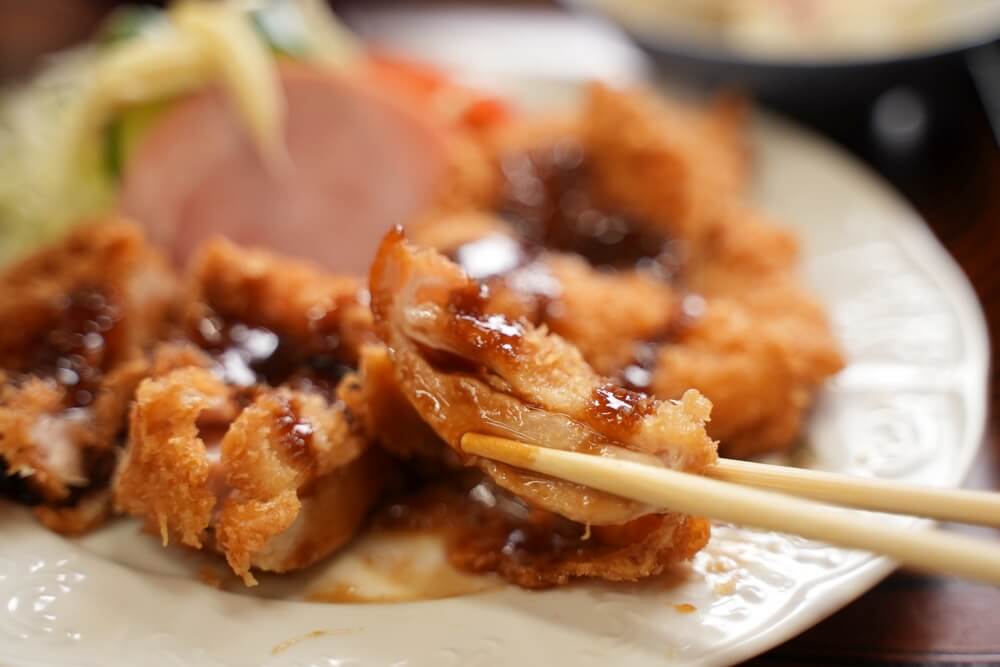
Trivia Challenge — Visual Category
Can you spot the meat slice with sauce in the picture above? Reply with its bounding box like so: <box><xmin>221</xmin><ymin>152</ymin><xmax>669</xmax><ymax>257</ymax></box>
<box><xmin>112</xmin><ymin>238</ymin><xmax>388</xmax><ymax>585</ymax></box>
<box><xmin>0</xmin><ymin>220</ymin><xmax>176</xmax><ymax>533</ymax></box>
<box><xmin>119</xmin><ymin>63</ymin><xmax>451</xmax><ymax>275</ymax></box>
<box><xmin>368</xmin><ymin>228</ymin><xmax>716</xmax><ymax>586</ymax></box>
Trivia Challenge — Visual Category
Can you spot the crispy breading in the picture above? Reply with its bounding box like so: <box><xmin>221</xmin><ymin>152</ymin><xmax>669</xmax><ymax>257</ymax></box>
<box><xmin>653</xmin><ymin>288</ymin><xmax>843</xmax><ymax>458</ymax></box>
<box><xmin>113</xmin><ymin>367</ymin><xmax>226</xmax><ymax>548</ymax></box>
<box><xmin>215</xmin><ymin>387</ymin><xmax>371</xmax><ymax>583</ymax></box>
<box><xmin>453</xmin><ymin>511</ymin><xmax>710</xmax><ymax>589</ymax></box>
<box><xmin>542</xmin><ymin>253</ymin><xmax>679</xmax><ymax>375</ymax></box>
<box><xmin>115</xmin><ymin>365</ymin><xmax>386</xmax><ymax>585</ymax></box>
<box><xmin>185</xmin><ymin>237</ymin><xmax>376</xmax><ymax>363</ymax></box>
<box><xmin>0</xmin><ymin>377</ymin><xmax>80</xmax><ymax>500</ymax></box>
<box><xmin>0</xmin><ymin>220</ymin><xmax>175</xmax><ymax>370</ymax></box>
<box><xmin>112</xmin><ymin>239</ymin><xmax>390</xmax><ymax>584</ymax></box>
<box><xmin>585</xmin><ymin>83</ymin><xmax>748</xmax><ymax>246</ymax></box>
<box><xmin>219</xmin><ymin>449</ymin><xmax>388</xmax><ymax>581</ymax></box>
<box><xmin>411</xmin><ymin>212</ymin><xmax>681</xmax><ymax>377</ymax></box>
<box><xmin>33</xmin><ymin>488</ymin><xmax>112</xmax><ymax>536</ymax></box>
<box><xmin>0</xmin><ymin>221</ymin><xmax>175</xmax><ymax>523</ymax></box>
<box><xmin>430</xmin><ymin>132</ymin><xmax>499</xmax><ymax>215</ymax></box>
<box><xmin>654</xmin><ymin>206</ymin><xmax>842</xmax><ymax>457</ymax></box>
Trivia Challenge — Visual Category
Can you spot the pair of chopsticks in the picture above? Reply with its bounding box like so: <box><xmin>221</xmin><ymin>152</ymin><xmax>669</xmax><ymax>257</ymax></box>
<box><xmin>461</xmin><ymin>433</ymin><xmax>1000</xmax><ymax>585</ymax></box>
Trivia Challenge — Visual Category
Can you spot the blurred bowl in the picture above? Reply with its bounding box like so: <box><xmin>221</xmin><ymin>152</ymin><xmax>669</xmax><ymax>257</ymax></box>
<box><xmin>563</xmin><ymin>0</ymin><xmax>1000</xmax><ymax>111</ymax></box>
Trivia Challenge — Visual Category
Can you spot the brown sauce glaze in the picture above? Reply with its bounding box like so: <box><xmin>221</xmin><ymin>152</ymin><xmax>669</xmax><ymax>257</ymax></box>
<box><xmin>446</xmin><ymin>143</ymin><xmax>699</xmax><ymax>383</ymax></box>
<box><xmin>587</xmin><ymin>383</ymin><xmax>656</xmax><ymax>440</ymax></box>
<box><xmin>21</xmin><ymin>286</ymin><xmax>125</xmax><ymax>408</ymax></box>
<box><xmin>617</xmin><ymin>293</ymin><xmax>707</xmax><ymax>391</ymax></box>
<box><xmin>445</xmin><ymin>284</ymin><xmax>525</xmax><ymax>360</ymax></box>
<box><xmin>496</xmin><ymin>141</ymin><xmax>680</xmax><ymax>278</ymax></box>
<box><xmin>618</xmin><ymin>341</ymin><xmax>661</xmax><ymax>391</ymax></box>
<box><xmin>272</xmin><ymin>394</ymin><xmax>316</xmax><ymax>473</ymax></box>
<box><xmin>189</xmin><ymin>307</ymin><xmax>353</xmax><ymax>393</ymax></box>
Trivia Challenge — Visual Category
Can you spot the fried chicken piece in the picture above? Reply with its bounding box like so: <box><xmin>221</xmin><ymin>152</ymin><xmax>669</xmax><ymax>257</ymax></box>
<box><xmin>652</xmin><ymin>286</ymin><xmax>843</xmax><ymax>458</ymax></box>
<box><xmin>648</xmin><ymin>205</ymin><xmax>843</xmax><ymax>457</ymax></box>
<box><xmin>413</xmin><ymin>85</ymin><xmax>841</xmax><ymax>457</ymax></box>
<box><xmin>214</xmin><ymin>385</ymin><xmax>380</xmax><ymax>582</ymax></box>
<box><xmin>0</xmin><ymin>221</ymin><xmax>175</xmax><ymax>528</ymax></box>
<box><xmin>585</xmin><ymin>83</ymin><xmax>748</xmax><ymax>246</ymax></box>
<box><xmin>542</xmin><ymin>253</ymin><xmax>679</xmax><ymax>375</ymax></box>
<box><xmin>33</xmin><ymin>489</ymin><xmax>113</xmax><ymax>535</ymax></box>
<box><xmin>687</xmin><ymin>205</ymin><xmax>800</xmax><ymax>294</ymax></box>
<box><xmin>369</xmin><ymin>229</ymin><xmax>715</xmax><ymax>585</ymax></box>
<box><xmin>114</xmin><ymin>365</ymin><xmax>386</xmax><ymax>585</ymax></box>
<box><xmin>0</xmin><ymin>221</ymin><xmax>175</xmax><ymax>371</ymax></box>
<box><xmin>113</xmin><ymin>240</ymin><xmax>389</xmax><ymax>584</ymax></box>
<box><xmin>0</xmin><ymin>376</ymin><xmax>85</xmax><ymax>500</ymax></box>
<box><xmin>184</xmin><ymin>237</ymin><xmax>376</xmax><ymax>364</ymax></box>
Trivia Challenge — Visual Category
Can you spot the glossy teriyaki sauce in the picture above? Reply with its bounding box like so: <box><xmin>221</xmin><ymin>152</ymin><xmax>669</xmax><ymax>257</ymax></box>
<box><xmin>13</xmin><ymin>286</ymin><xmax>126</xmax><ymax>409</ymax></box>
<box><xmin>447</xmin><ymin>140</ymin><xmax>696</xmax><ymax>390</ymax></box>
<box><xmin>188</xmin><ymin>305</ymin><xmax>354</xmax><ymax>394</ymax></box>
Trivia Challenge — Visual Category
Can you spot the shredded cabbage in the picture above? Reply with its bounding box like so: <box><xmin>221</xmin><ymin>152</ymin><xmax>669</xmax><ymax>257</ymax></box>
<box><xmin>0</xmin><ymin>49</ymin><xmax>113</xmax><ymax>266</ymax></box>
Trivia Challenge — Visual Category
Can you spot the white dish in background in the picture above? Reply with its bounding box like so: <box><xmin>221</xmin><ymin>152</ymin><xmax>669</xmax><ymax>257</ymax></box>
<box><xmin>0</xmin><ymin>12</ymin><xmax>989</xmax><ymax>667</ymax></box>
<box><xmin>565</xmin><ymin>0</ymin><xmax>1000</xmax><ymax>63</ymax></box>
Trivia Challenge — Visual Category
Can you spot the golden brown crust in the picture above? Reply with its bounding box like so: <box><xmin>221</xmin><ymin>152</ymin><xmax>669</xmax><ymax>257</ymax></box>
<box><xmin>585</xmin><ymin>83</ymin><xmax>748</xmax><ymax>246</ymax></box>
<box><xmin>380</xmin><ymin>474</ymin><xmax>709</xmax><ymax>588</ymax></box>
<box><xmin>430</xmin><ymin>132</ymin><xmax>500</xmax><ymax>215</ymax></box>
<box><xmin>653</xmin><ymin>288</ymin><xmax>843</xmax><ymax>458</ymax></box>
<box><xmin>110</xmin><ymin>236</ymin><xmax>390</xmax><ymax>585</ymax></box>
<box><xmin>33</xmin><ymin>489</ymin><xmax>113</xmax><ymax>536</ymax></box>
<box><xmin>542</xmin><ymin>253</ymin><xmax>679</xmax><ymax>376</ymax></box>
<box><xmin>214</xmin><ymin>386</ymin><xmax>373</xmax><ymax>583</ymax></box>
<box><xmin>0</xmin><ymin>220</ymin><xmax>175</xmax><ymax>370</ymax></box>
<box><xmin>231</xmin><ymin>448</ymin><xmax>389</xmax><ymax>577</ymax></box>
<box><xmin>371</xmin><ymin>231</ymin><xmax>716</xmax><ymax>469</ymax></box>
<box><xmin>184</xmin><ymin>237</ymin><xmax>375</xmax><ymax>363</ymax></box>
<box><xmin>455</xmin><ymin>514</ymin><xmax>710</xmax><ymax>589</ymax></box>
<box><xmin>114</xmin><ymin>364</ymin><xmax>384</xmax><ymax>585</ymax></box>
<box><xmin>113</xmin><ymin>367</ymin><xmax>226</xmax><ymax>547</ymax></box>
<box><xmin>0</xmin><ymin>221</ymin><xmax>175</xmax><ymax>521</ymax></box>
<box><xmin>216</xmin><ymin>489</ymin><xmax>301</xmax><ymax>585</ymax></box>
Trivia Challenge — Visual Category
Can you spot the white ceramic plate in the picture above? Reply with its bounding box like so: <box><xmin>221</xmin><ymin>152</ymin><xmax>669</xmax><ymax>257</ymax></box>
<box><xmin>0</xmin><ymin>12</ymin><xmax>990</xmax><ymax>667</ymax></box>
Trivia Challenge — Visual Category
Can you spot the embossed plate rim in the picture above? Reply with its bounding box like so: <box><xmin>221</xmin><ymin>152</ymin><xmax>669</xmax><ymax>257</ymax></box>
<box><xmin>700</xmin><ymin>110</ymin><xmax>991</xmax><ymax>666</ymax></box>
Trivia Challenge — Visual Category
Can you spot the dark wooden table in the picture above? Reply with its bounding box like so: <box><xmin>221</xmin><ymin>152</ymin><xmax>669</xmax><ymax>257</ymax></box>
<box><xmin>2</xmin><ymin>1</ymin><xmax>998</xmax><ymax>663</ymax></box>
<box><xmin>752</xmin><ymin>55</ymin><xmax>1000</xmax><ymax>667</ymax></box>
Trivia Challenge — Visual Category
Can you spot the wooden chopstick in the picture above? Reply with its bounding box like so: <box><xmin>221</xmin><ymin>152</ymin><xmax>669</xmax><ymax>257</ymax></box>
<box><xmin>709</xmin><ymin>458</ymin><xmax>1000</xmax><ymax>527</ymax></box>
<box><xmin>460</xmin><ymin>433</ymin><xmax>1000</xmax><ymax>586</ymax></box>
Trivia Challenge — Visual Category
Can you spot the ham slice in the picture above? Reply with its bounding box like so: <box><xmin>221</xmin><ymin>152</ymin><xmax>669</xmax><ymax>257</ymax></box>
<box><xmin>119</xmin><ymin>63</ymin><xmax>448</xmax><ymax>274</ymax></box>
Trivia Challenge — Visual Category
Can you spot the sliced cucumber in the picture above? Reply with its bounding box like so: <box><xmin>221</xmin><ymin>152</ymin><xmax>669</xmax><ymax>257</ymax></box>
<box><xmin>96</xmin><ymin>5</ymin><xmax>165</xmax><ymax>47</ymax></box>
<box><xmin>103</xmin><ymin>101</ymin><xmax>170</xmax><ymax>180</ymax></box>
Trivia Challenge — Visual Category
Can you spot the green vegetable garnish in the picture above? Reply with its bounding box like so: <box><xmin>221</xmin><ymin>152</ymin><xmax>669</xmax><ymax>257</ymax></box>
<box><xmin>96</xmin><ymin>5</ymin><xmax>165</xmax><ymax>47</ymax></box>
